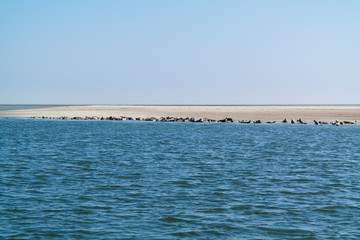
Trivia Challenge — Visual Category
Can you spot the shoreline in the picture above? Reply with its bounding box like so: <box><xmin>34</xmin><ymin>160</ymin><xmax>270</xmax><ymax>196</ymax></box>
<box><xmin>24</xmin><ymin>116</ymin><xmax>357</xmax><ymax>125</ymax></box>
<box><xmin>1</xmin><ymin>105</ymin><xmax>360</xmax><ymax>123</ymax></box>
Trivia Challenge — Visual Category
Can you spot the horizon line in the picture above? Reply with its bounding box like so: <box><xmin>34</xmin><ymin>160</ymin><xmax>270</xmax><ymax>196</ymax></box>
<box><xmin>1</xmin><ymin>104</ymin><xmax>360</xmax><ymax>107</ymax></box>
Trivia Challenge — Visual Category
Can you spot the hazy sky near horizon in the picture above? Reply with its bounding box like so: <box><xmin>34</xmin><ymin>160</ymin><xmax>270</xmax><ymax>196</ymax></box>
<box><xmin>1</xmin><ymin>0</ymin><xmax>359</xmax><ymax>104</ymax></box>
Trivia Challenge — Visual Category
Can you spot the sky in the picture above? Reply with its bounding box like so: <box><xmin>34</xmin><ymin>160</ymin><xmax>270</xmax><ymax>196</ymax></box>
<box><xmin>1</xmin><ymin>0</ymin><xmax>359</xmax><ymax>105</ymax></box>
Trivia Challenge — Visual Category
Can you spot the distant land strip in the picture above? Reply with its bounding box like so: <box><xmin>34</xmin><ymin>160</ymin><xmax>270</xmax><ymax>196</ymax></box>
<box><xmin>1</xmin><ymin>105</ymin><xmax>360</xmax><ymax>124</ymax></box>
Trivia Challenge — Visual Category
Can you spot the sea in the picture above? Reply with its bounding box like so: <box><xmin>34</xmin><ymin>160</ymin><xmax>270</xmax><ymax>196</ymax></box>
<box><xmin>1</xmin><ymin>108</ymin><xmax>360</xmax><ymax>239</ymax></box>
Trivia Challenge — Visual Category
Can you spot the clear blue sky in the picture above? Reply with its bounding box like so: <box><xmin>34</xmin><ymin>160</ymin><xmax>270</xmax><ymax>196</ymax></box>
<box><xmin>1</xmin><ymin>0</ymin><xmax>359</xmax><ymax>104</ymax></box>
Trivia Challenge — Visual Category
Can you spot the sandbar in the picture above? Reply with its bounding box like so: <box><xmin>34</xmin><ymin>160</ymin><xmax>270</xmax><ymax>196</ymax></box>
<box><xmin>1</xmin><ymin>105</ymin><xmax>360</xmax><ymax>122</ymax></box>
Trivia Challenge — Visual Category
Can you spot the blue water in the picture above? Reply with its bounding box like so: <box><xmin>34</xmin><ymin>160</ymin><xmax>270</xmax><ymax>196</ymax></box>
<box><xmin>1</xmin><ymin>118</ymin><xmax>360</xmax><ymax>239</ymax></box>
<box><xmin>0</xmin><ymin>106</ymin><xmax>59</xmax><ymax>111</ymax></box>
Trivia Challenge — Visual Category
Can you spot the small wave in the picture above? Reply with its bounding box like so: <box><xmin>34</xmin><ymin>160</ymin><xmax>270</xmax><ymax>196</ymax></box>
<box><xmin>313</xmin><ymin>206</ymin><xmax>339</xmax><ymax>214</ymax></box>
<box><xmin>160</xmin><ymin>216</ymin><xmax>185</xmax><ymax>223</ymax></box>
<box><xmin>171</xmin><ymin>231</ymin><xmax>201</xmax><ymax>237</ymax></box>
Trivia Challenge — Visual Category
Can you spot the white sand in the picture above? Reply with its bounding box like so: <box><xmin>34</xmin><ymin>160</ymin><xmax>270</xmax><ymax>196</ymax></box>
<box><xmin>1</xmin><ymin>105</ymin><xmax>360</xmax><ymax>122</ymax></box>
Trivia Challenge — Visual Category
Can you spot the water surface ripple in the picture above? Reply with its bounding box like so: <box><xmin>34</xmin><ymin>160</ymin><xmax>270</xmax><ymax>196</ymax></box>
<box><xmin>0</xmin><ymin>118</ymin><xmax>360</xmax><ymax>239</ymax></box>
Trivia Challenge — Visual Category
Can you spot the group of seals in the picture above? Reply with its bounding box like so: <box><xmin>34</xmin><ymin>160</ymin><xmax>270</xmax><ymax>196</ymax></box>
<box><xmin>29</xmin><ymin>116</ymin><xmax>358</xmax><ymax>125</ymax></box>
<box><xmin>282</xmin><ymin>118</ymin><xmax>357</xmax><ymax>125</ymax></box>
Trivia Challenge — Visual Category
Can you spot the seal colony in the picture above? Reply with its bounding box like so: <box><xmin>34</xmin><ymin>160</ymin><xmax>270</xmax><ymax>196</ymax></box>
<box><xmin>1</xmin><ymin>105</ymin><xmax>360</xmax><ymax>124</ymax></box>
<box><xmin>29</xmin><ymin>115</ymin><xmax>357</xmax><ymax>126</ymax></box>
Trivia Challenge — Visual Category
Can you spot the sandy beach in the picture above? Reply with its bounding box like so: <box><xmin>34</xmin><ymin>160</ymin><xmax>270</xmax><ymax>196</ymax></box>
<box><xmin>1</xmin><ymin>105</ymin><xmax>360</xmax><ymax>122</ymax></box>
